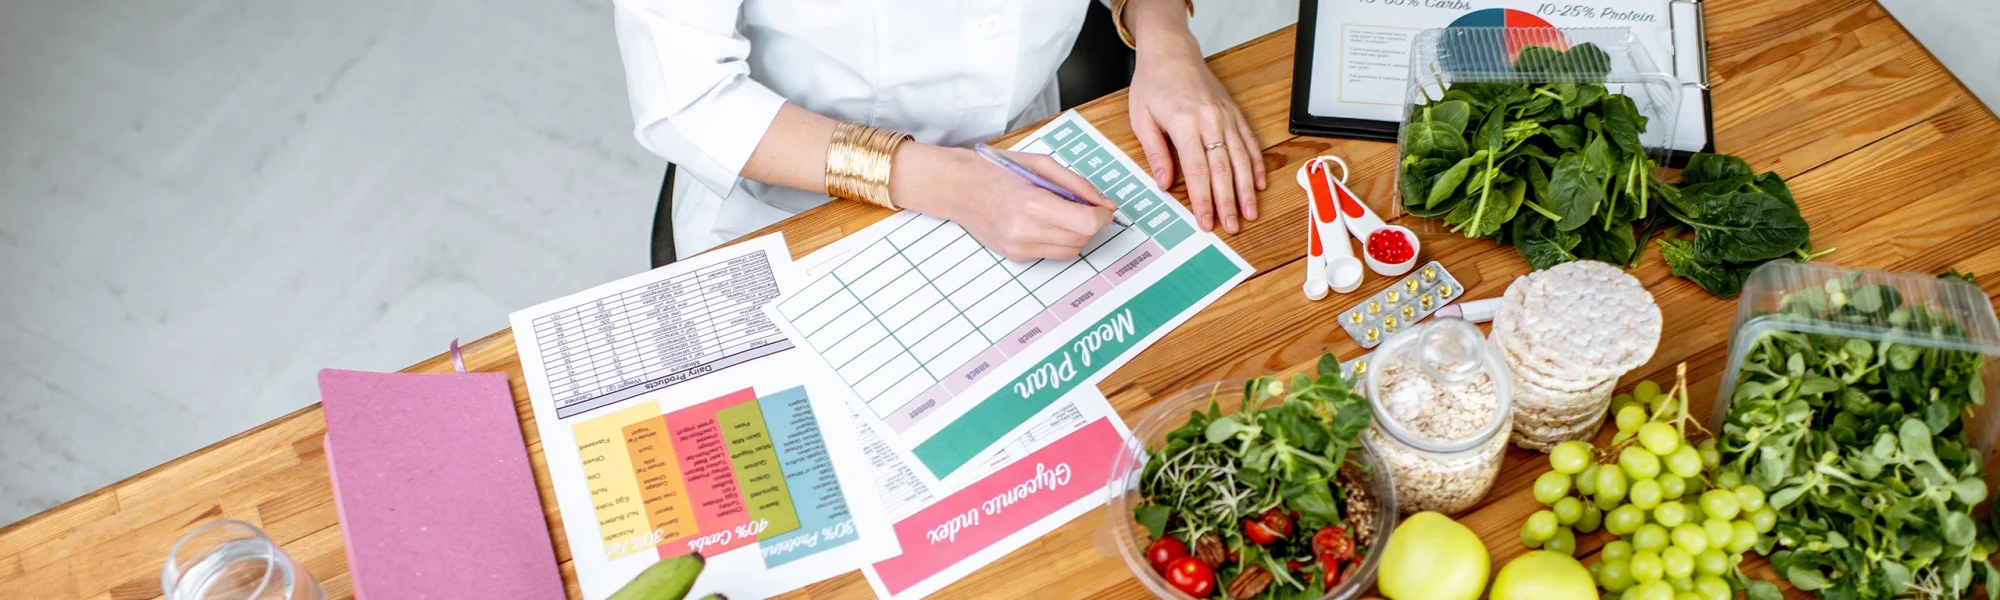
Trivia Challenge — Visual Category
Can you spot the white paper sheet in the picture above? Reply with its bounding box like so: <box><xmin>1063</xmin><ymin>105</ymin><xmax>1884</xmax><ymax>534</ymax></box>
<box><xmin>509</xmin><ymin>234</ymin><xmax>898</xmax><ymax>600</ymax></box>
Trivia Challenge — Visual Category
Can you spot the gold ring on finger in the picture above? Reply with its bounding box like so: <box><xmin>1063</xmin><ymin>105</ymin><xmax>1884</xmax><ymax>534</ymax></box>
<box><xmin>1203</xmin><ymin>141</ymin><xmax>1226</xmax><ymax>152</ymax></box>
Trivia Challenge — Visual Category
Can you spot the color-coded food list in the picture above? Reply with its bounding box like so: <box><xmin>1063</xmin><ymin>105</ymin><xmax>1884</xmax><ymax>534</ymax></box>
<box><xmin>574</xmin><ymin>386</ymin><xmax>856</xmax><ymax>567</ymax></box>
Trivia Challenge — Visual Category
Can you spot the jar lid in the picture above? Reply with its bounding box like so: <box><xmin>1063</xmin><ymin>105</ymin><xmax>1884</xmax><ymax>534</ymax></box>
<box><xmin>1364</xmin><ymin>318</ymin><xmax>1515</xmax><ymax>453</ymax></box>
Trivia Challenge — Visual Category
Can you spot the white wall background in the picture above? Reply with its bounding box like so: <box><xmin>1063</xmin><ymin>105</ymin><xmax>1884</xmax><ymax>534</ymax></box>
<box><xmin>0</xmin><ymin>0</ymin><xmax>1990</xmax><ymax>528</ymax></box>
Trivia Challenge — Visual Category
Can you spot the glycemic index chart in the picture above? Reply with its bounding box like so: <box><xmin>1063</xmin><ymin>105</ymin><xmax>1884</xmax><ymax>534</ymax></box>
<box><xmin>776</xmin><ymin>114</ymin><xmax>1199</xmax><ymax>435</ymax></box>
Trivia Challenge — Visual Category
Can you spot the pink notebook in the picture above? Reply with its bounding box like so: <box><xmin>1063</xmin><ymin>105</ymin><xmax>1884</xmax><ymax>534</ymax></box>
<box><xmin>319</xmin><ymin>369</ymin><xmax>564</xmax><ymax>600</ymax></box>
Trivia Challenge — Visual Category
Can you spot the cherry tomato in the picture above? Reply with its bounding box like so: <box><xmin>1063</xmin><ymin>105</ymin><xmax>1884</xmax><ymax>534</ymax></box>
<box><xmin>1244</xmin><ymin>518</ymin><xmax>1282</xmax><ymax>545</ymax></box>
<box><xmin>1311</xmin><ymin>526</ymin><xmax>1356</xmax><ymax>560</ymax></box>
<box><xmin>1259</xmin><ymin>507</ymin><xmax>1294</xmax><ymax>539</ymax></box>
<box><xmin>1287</xmin><ymin>559</ymin><xmax>1309</xmax><ymax>571</ymax></box>
<box><xmin>1163</xmin><ymin>556</ymin><xmax>1216</xmax><ymax>597</ymax></box>
<box><xmin>1145</xmin><ymin>537</ymin><xmax>1189</xmax><ymax>575</ymax></box>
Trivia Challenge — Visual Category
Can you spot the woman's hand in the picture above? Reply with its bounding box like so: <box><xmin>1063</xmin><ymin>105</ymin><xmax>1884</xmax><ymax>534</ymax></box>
<box><xmin>1124</xmin><ymin>4</ymin><xmax>1266</xmax><ymax>234</ymax></box>
<box><xmin>889</xmin><ymin>144</ymin><xmax>1116</xmax><ymax>262</ymax></box>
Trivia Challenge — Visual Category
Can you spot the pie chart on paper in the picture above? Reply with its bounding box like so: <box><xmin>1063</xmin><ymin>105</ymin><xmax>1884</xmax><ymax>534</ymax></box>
<box><xmin>1440</xmin><ymin>8</ymin><xmax>1567</xmax><ymax>71</ymax></box>
<box><xmin>1447</xmin><ymin>7</ymin><xmax>1557</xmax><ymax>29</ymax></box>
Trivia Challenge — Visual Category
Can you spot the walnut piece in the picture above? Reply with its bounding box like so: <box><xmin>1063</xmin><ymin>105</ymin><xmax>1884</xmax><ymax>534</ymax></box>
<box><xmin>1193</xmin><ymin>534</ymin><xmax>1227</xmax><ymax>568</ymax></box>
<box><xmin>1226</xmin><ymin>564</ymin><xmax>1273</xmax><ymax>600</ymax></box>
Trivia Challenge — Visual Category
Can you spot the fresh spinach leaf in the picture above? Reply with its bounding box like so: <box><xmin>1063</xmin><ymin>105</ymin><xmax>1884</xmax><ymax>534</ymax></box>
<box><xmin>1427</xmin><ymin>100</ymin><xmax>1472</xmax><ymax>134</ymax></box>
<box><xmin>1427</xmin><ymin>151</ymin><xmax>1486</xmax><ymax>209</ymax></box>
<box><xmin>1472</xmin><ymin>105</ymin><xmax>1507</xmax><ymax>153</ymax></box>
<box><xmin>1602</xmin><ymin>94</ymin><xmax>1646</xmax><ymax>156</ymax></box>
<box><xmin>1575</xmin><ymin>220</ymin><xmax>1638</xmax><ymax>266</ymax></box>
<box><xmin>1400</xmin><ymin>157</ymin><xmax>1452</xmax><ymax>209</ymax></box>
<box><xmin>1659</xmin><ymin>238</ymin><xmax>1753</xmax><ymax>297</ymax></box>
<box><xmin>1547</xmin><ymin>153</ymin><xmax>1604</xmax><ymax>231</ymax></box>
<box><xmin>1583</xmin><ymin>134</ymin><xmax>1615</xmax><ymax>183</ymax></box>
<box><xmin>1683</xmin><ymin>190</ymin><xmax>1812</xmax><ymax>263</ymax></box>
<box><xmin>1545</xmin><ymin>124</ymin><xmax>1586</xmax><ymax>152</ymax></box>
<box><xmin>1403</xmin><ymin>121</ymin><xmax>1468</xmax><ymax>160</ymax></box>
<box><xmin>1510</xmin><ymin>213</ymin><xmax>1581</xmax><ymax>269</ymax></box>
<box><xmin>1683</xmin><ymin>152</ymin><xmax>1754</xmax><ymax>184</ymax></box>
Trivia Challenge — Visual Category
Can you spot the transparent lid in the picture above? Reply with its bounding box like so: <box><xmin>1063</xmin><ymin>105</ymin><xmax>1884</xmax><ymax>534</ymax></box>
<box><xmin>1366</xmin><ymin>318</ymin><xmax>1515</xmax><ymax>453</ymax></box>
<box><xmin>1729</xmin><ymin>262</ymin><xmax>2000</xmax><ymax>354</ymax></box>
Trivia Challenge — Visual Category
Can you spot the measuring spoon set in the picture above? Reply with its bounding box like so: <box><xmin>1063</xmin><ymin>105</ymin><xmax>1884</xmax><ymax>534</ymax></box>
<box><xmin>1298</xmin><ymin>155</ymin><xmax>1420</xmax><ymax>300</ymax></box>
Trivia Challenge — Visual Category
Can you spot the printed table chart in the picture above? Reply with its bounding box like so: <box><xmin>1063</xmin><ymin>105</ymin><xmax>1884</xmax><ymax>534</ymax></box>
<box><xmin>535</xmin><ymin>252</ymin><xmax>793</xmax><ymax>419</ymax></box>
<box><xmin>776</xmin><ymin>121</ymin><xmax>1199</xmax><ymax>434</ymax></box>
<box><xmin>572</xmin><ymin>386</ymin><xmax>857</xmax><ymax>566</ymax></box>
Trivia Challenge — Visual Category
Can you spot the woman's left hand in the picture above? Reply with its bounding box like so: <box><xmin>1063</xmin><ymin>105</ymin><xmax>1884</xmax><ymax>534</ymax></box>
<box><xmin>1127</xmin><ymin>23</ymin><xmax>1266</xmax><ymax>234</ymax></box>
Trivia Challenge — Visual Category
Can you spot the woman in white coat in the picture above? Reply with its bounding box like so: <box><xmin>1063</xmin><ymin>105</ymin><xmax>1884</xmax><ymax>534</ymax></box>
<box><xmin>616</xmin><ymin>0</ymin><xmax>1266</xmax><ymax>263</ymax></box>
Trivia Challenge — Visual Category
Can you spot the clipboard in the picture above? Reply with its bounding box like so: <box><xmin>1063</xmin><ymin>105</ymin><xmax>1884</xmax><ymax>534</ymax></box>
<box><xmin>1288</xmin><ymin>0</ymin><xmax>1716</xmax><ymax>164</ymax></box>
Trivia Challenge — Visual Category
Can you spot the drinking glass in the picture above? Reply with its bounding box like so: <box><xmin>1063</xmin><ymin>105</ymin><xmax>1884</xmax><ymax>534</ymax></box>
<box><xmin>162</xmin><ymin>520</ymin><xmax>323</xmax><ymax>600</ymax></box>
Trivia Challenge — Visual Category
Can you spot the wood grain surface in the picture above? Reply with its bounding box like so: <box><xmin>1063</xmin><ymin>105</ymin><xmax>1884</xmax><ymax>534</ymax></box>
<box><xmin>8</xmin><ymin>2</ymin><xmax>2000</xmax><ymax>598</ymax></box>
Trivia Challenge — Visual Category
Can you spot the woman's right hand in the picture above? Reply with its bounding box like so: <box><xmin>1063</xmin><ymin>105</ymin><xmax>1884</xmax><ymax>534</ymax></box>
<box><xmin>888</xmin><ymin>144</ymin><xmax>1116</xmax><ymax>262</ymax></box>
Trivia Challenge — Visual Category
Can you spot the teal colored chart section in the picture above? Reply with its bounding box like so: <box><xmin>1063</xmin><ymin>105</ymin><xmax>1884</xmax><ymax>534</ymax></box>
<box><xmin>753</xmin><ymin>386</ymin><xmax>858</xmax><ymax>567</ymax></box>
<box><xmin>910</xmin><ymin>246</ymin><xmax>1243</xmax><ymax>477</ymax></box>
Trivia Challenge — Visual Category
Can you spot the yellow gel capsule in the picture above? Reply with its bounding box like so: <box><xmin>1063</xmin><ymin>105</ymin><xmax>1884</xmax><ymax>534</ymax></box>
<box><xmin>1365</xmin><ymin>328</ymin><xmax>1379</xmax><ymax>343</ymax></box>
<box><xmin>1420</xmin><ymin>294</ymin><xmax>1434</xmax><ymax>310</ymax></box>
<box><xmin>1349</xmin><ymin>311</ymin><xmax>1364</xmax><ymax>324</ymax></box>
<box><xmin>1403</xmin><ymin>305</ymin><xmax>1416</xmax><ymax>319</ymax></box>
<box><xmin>1405</xmin><ymin>278</ymin><xmax>1420</xmax><ymax>292</ymax></box>
<box><xmin>1353</xmin><ymin>360</ymin><xmax>1368</xmax><ymax>375</ymax></box>
<box><xmin>1386</xmin><ymin>290</ymin><xmax>1400</xmax><ymax>303</ymax></box>
<box><xmin>1423</xmin><ymin>265</ymin><xmax>1437</xmax><ymax>281</ymax></box>
<box><xmin>1439</xmin><ymin>284</ymin><xmax>1454</xmax><ymax>297</ymax></box>
<box><xmin>1369</xmin><ymin>301</ymin><xmax>1381</xmax><ymax>315</ymax></box>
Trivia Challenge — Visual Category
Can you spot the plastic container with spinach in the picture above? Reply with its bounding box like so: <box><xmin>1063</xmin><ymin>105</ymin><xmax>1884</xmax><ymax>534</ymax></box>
<box><xmin>1398</xmin><ymin>38</ymin><xmax>1822</xmax><ymax>297</ymax></box>
<box><xmin>1714</xmin><ymin>263</ymin><xmax>2000</xmax><ymax>599</ymax></box>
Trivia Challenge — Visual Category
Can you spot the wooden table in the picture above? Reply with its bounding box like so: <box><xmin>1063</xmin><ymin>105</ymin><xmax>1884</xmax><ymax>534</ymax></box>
<box><xmin>8</xmin><ymin>1</ymin><xmax>1999</xmax><ymax>597</ymax></box>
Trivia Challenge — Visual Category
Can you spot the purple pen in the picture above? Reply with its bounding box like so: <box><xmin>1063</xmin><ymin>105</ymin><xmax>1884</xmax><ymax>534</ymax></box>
<box><xmin>972</xmin><ymin>143</ymin><xmax>1134</xmax><ymax>227</ymax></box>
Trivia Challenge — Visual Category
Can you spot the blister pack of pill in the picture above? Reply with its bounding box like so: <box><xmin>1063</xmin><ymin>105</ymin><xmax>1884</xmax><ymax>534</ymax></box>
<box><xmin>1335</xmin><ymin>261</ymin><xmax>1463</xmax><ymax>348</ymax></box>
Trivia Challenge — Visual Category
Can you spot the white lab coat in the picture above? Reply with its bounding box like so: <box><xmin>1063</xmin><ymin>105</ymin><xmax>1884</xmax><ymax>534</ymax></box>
<box><xmin>613</xmin><ymin>0</ymin><xmax>1092</xmax><ymax>257</ymax></box>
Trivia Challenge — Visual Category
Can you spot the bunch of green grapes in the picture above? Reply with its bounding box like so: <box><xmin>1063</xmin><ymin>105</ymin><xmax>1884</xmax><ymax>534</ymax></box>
<box><xmin>1519</xmin><ymin>378</ymin><xmax>1780</xmax><ymax>600</ymax></box>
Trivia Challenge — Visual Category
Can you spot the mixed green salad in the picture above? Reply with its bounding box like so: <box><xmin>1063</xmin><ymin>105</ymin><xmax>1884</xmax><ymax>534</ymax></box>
<box><xmin>1131</xmin><ymin>354</ymin><xmax>1375</xmax><ymax>599</ymax></box>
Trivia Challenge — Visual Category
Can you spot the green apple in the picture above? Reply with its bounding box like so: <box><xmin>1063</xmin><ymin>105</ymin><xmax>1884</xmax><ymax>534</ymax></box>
<box><xmin>1377</xmin><ymin>511</ymin><xmax>1489</xmax><ymax>600</ymax></box>
<box><xmin>1492</xmin><ymin>550</ymin><xmax>1598</xmax><ymax>600</ymax></box>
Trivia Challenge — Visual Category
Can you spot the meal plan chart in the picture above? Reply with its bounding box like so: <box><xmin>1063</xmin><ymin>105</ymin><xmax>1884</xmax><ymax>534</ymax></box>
<box><xmin>510</xmin><ymin>235</ymin><xmax>896</xmax><ymax>600</ymax></box>
<box><xmin>775</xmin><ymin>230</ymin><xmax>1138</xmax><ymax>600</ymax></box>
<box><xmin>775</xmin><ymin>111</ymin><xmax>1252</xmax><ymax>484</ymax></box>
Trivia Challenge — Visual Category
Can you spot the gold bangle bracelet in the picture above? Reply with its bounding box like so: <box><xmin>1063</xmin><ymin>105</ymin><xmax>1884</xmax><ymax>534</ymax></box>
<box><xmin>1110</xmin><ymin>0</ymin><xmax>1195</xmax><ymax>49</ymax></box>
<box><xmin>826</xmin><ymin>122</ymin><xmax>911</xmax><ymax>210</ymax></box>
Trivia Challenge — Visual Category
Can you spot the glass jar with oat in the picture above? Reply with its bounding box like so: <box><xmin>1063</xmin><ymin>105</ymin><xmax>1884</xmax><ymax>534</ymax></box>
<box><xmin>1361</xmin><ymin>318</ymin><xmax>1514</xmax><ymax>515</ymax></box>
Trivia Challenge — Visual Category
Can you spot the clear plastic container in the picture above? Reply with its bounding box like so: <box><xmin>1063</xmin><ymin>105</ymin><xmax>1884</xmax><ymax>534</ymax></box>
<box><xmin>1362</xmin><ymin>318</ymin><xmax>1514</xmax><ymax>514</ymax></box>
<box><xmin>1106</xmin><ymin>379</ymin><xmax>1399</xmax><ymax>600</ymax></box>
<box><xmin>1395</xmin><ymin>27</ymin><xmax>1683</xmax><ymax>222</ymax></box>
<box><xmin>1712</xmin><ymin>262</ymin><xmax>2000</xmax><ymax>457</ymax></box>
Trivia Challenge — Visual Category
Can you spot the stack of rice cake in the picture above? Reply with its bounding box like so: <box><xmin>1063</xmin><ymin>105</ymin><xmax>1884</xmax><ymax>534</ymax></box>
<box><xmin>1490</xmin><ymin>261</ymin><xmax>1662</xmax><ymax>450</ymax></box>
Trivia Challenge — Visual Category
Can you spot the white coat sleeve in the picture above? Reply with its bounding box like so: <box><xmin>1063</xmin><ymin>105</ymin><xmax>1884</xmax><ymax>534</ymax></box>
<box><xmin>612</xmin><ymin>0</ymin><xmax>788</xmax><ymax>197</ymax></box>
